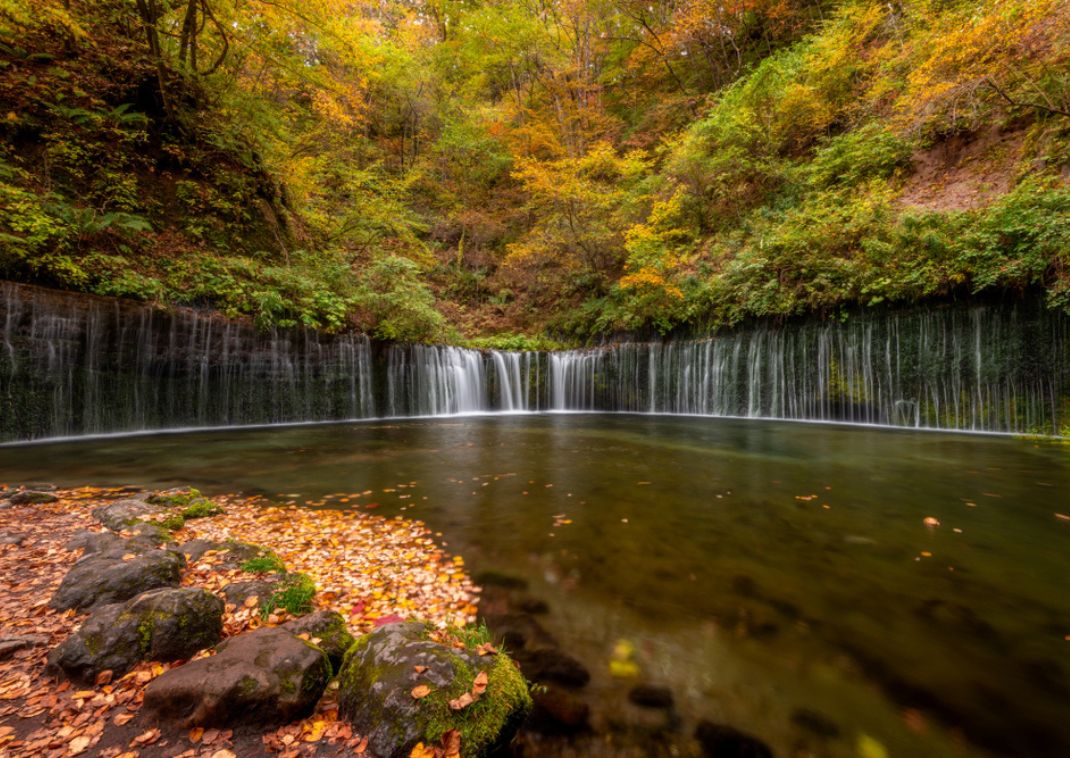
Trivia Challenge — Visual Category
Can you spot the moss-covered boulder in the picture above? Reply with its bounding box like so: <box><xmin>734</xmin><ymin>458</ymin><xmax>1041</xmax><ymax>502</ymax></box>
<box><xmin>282</xmin><ymin>610</ymin><xmax>355</xmax><ymax>671</ymax></box>
<box><xmin>50</xmin><ymin>548</ymin><xmax>185</xmax><ymax>611</ymax></box>
<box><xmin>338</xmin><ymin>622</ymin><xmax>532</xmax><ymax>758</ymax></box>
<box><xmin>47</xmin><ymin>588</ymin><xmax>223</xmax><ymax>683</ymax></box>
<box><xmin>143</xmin><ymin>626</ymin><xmax>330</xmax><ymax>727</ymax></box>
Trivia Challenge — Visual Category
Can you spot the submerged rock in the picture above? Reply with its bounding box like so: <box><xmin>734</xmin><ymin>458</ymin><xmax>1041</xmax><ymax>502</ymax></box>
<box><xmin>528</xmin><ymin>685</ymin><xmax>590</xmax><ymax>735</ymax></box>
<box><xmin>50</xmin><ymin>548</ymin><xmax>185</xmax><ymax>611</ymax></box>
<box><xmin>338</xmin><ymin>622</ymin><xmax>531</xmax><ymax>758</ymax></box>
<box><xmin>694</xmin><ymin>721</ymin><xmax>774</xmax><ymax>758</ymax></box>
<box><xmin>282</xmin><ymin>610</ymin><xmax>355</xmax><ymax>670</ymax></box>
<box><xmin>48</xmin><ymin>588</ymin><xmax>223</xmax><ymax>682</ymax></box>
<box><xmin>143</xmin><ymin>626</ymin><xmax>330</xmax><ymax>727</ymax></box>
<box><xmin>514</xmin><ymin>647</ymin><xmax>590</xmax><ymax>689</ymax></box>
<box><xmin>628</xmin><ymin>684</ymin><xmax>674</xmax><ymax>710</ymax></box>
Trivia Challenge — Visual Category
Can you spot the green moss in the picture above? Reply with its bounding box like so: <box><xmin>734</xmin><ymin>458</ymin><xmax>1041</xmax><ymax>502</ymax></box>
<box><xmin>159</xmin><ymin>514</ymin><xmax>186</xmax><ymax>531</ymax></box>
<box><xmin>262</xmin><ymin>572</ymin><xmax>316</xmax><ymax>616</ymax></box>
<box><xmin>180</xmin><ymin>498</ymin><xmax>224</xmax><ymax>520</ymax></box>
<box><xmin>421</xmin><ymin>649</ymin><xmax>532</xmax><ymax>755</ymax></box>
<box><xmin>148</xmin><ymin>488</ymin><xmax>202</xmax><ymax>506</ymax></box>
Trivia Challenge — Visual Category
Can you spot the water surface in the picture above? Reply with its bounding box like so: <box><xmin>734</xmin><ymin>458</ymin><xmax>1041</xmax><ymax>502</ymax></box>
<box><xmin>2</xmin><ymin>414</ymin><xmax>1067</xmax><ymax>756</ymax></box>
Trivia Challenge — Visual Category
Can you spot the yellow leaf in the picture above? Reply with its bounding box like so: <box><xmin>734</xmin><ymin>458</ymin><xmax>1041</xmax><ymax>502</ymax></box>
<box><xmin>857</xmin><ymin>733</ymin><xmax>888</xmax><ymax>758</ymax></box>
<box><xmin>68</xmin><ymin>735</ymin><xmax>92</xmax><ymax>755</ymax></box>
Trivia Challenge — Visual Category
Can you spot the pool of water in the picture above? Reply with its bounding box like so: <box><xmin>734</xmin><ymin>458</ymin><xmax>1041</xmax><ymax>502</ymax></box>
<box><xmin>2</xmin><ymin>414</ymin><xmax>1068</xmax><ymax>756</ymax></box>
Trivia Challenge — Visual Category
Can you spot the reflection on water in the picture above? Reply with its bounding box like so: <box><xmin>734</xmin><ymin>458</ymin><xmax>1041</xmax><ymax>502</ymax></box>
<box><xmin>1</xmin><ymin>415</ymin><xmax>1068</xmax><ymax>756</ymax></box>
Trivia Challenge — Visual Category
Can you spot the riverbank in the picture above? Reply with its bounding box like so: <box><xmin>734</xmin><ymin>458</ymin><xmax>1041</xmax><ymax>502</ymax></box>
<box><xmin>0</xmin><ymin>484</ymin><xmax>525</xmax><ymax>757</ymax></box>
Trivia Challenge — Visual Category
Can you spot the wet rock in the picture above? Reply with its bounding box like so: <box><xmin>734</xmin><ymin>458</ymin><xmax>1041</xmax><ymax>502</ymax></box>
<box><xmin>790</xmin><ymin>708</ymin><xmax>841</xmax><ymax>738</ymax></box>
<box><xmin>23</xmin><ymin>483</ymin><xmax>57</xmax><ymax>491</ymax></box>
<box><xmin>528</xmin><ymin>685</ymin><xmax>590</xmax><ymax>735</ymax></box>
<box><xmin>473</xmin><ymin>570</ymin><xmax>529</xmax><ymax>590</ymax></box>
<box><xmin>10</xmin><ymin>490</ymin><xmax>59</xmax><ymax>505</ymax></box>
<box><xmin>143</xmin><ymin>626</ymin><xmax>330</xmax><ymax>727</ymax></box>
<box><xmin>128</xmin><ymin>521</ymin><xmax>172</xmax><ymax>544</ymax></box>
<box><xmin>177</xmin><ymin>539</ymin><xmax>224</xmax><ymax>561</ymax></box>
<box><xmin>628</xmin><ymin>684</ymin><xmax>674</xmax><ymax>710</ymax></box>
<box><xmin>482</xmin><ymin>611</ymin><xmax>557</xmax><ymax>651</ymax></box>
<box><xmin>178</xmin><ymin>538</ymin><xmax>265</xmax><ymax>567</ymax></box>
<box><xmin>67</xmin><ymin>530</ymin><xmax>125</xmax><ymax>555</ymax></box>
<box><xmin>50</xmin><ymin>549</ymin><xmax>185</xmax><ymax>611</ymax></box>
<box><xmin>48</xmin><ymin>588</ymin><xmax>223</xmax><ymax>682</ymax></box>
<box><xmin>222</xmin><ymin>579</ymin><xmax>279</xmax><ymax>607</ymax></box>
<box><xmin>694</xmin><ymin>721</ymin><xmax>773</xmax><ymax>758</ymax></box>
<box><xmin>338</xmin><ymin>622</ymin><xmax>531</xmax><ymax>758</ymax></box>
<box><xmin>282</xmin><ymin>610</ymin><xmax>355</xmax><ymax>671</ymax></box>
<box><xmin>514</xmin><ymin>647</ymin><xmax>590</xmax><ymax>689</ymax></box>
<box><xmin>92</xmin><ymin>499</ymin><xmax>164</xmax><ymax>532</ymax></box>
<box><xmin>518</xmin><ymin>597</ymin><xmax>550</xmax><ymax>615</ymax></box>
<box><xmin>0</xmin><ymin>634</ymin><xmax>49</xmax><ymax>660</ymax></box>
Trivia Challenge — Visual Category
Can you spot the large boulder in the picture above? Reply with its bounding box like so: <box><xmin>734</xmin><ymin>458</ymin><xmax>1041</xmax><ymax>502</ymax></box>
<box><xmin>92</xmin><ymin>499</ymin><xmax>165</xmax><ymax>532</ymax></box>
<box><xmin>143</xmin><ymin>626</ymin><xmax>330</xmax><ymax>727</ymax></box>
<box><xmin>282</xmin><ymin>610</ymin><xmax>355</xmax><ymax>671</ymax></box>
<box><xmin>338</xmin><ymin>622</ymin><xmax>531</xmax><ymax>758</ymax></box>
<box><xmin>48</xmin><ymin>588</ymin><xmax>223</xmax><ymax>683</ymax></box>
<box><xmin>50</xmin><ymin>549</ymin><xmax>185</xmax><ymax>611</ymax></box>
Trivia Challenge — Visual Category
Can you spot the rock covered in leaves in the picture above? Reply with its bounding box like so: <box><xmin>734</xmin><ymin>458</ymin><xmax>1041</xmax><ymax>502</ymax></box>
<box><xmin>338</xmin><ymin>622</ymin><xmax>532</xmax><ymax>758</ymax></box>
<box><xmin>50</xmin><ymin>547</ymin><xmax>186</xmax><ymax>611</ymax></box>
<box><xmin>281</xmin><ymin>610</ymin><xmax>355</xmax><ymax>670</ymax></box>
<box><xmin>48</xmin><ymin>587</ymin><xmax>224</xmax><ymax>682</ymax></box>
<box><xmin>143</xmin><ymin>626</ymin><xmax>331</xmax><ymax>727</ymax></box>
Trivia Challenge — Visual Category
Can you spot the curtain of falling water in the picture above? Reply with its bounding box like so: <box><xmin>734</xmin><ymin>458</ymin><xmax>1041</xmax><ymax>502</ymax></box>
<box><xmin>1</xmin><ymin>282</ymin><xmax>1067</xmax><ymax>440</ymax></box>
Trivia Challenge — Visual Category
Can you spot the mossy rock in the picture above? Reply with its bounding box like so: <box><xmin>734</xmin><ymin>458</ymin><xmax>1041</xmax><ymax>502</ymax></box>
<box><xmin>147</xmin><ymin>487</ymin><xmax>203</xmax><ymax>507</ymax></box>
<box><xmin>50</xmin><ymin>548</ymin><xmax>186</xmax><ymax>611</ymax></box>
<box><xmin>143</xmin><ymin>626</ymin><xmax>330</xmax><ymax>727</ymax></box>
<box><xmin>92</xmin><ymin>499</ymin><xmax>167</xmax><ymax>532</ymax></box>
<box><xmin>282</xmin><ymin>610</ymin><xmax>355</xmax><ymax>671</ymax></box>
<box><xmin>338</xmin><ymin>622</ymin><xmax>532</xmax><ymax>758</ymax></box>
<box><xmin>47</xmin><ymin>587</ymin><xmax>223</xmax><ymax>683</ymax></box>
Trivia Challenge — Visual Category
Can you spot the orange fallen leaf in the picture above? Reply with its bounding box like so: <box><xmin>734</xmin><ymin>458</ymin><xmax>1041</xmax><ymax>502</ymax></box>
<box><xmin>410</xmin><ymin>743</ymin><xmax>436</xmax><ymax>758</ymax></box>
<box><xmin>448</xmin><ymin>692</ymin><xmax>475</xmax><ymax>710</ymax></box>
<box><xmin>95</xmin><ymin>670</ymin><xmax>114</xmax><ymax>686</ymax></box>
<box><xmin>472</xmin><ymin>670</ymin><xmax>489</xmax><ymax>695</ymax></box>
<box><xmin>413</xmin><ymin>665</ymin><xmax>428</xmax><ymax>674</ymax></box>
<box><xmin>132</xmin><ymin>727</ymin><xmax>161</xmax><ymax>746</ymax></box>
<box><xmin>113</xmin><ymin>711</ymin><xmax>135</xmax><ymax>726</ymax></box>
<box><xmin>69</xmin><ymin>735</ymin><xmax>92</xmax><ymax>755</ymax></box>
<box><xmin>411</xmin><ymin>684</ymin><xmax>432</xmax><ymax>699</ymax></box>
<box><xmin>189</xmin><ymin>726</ymin><xmax>205</xmax><ymax>743</ymax></box>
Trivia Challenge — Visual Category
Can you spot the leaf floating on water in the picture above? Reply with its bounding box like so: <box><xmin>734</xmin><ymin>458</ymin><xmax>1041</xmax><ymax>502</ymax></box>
<box><xmin>1055</xmin><ymin>513</ymin><xmax>1070</xmax><ymax>521</ymax></box>
<box><xmin>923</xmin><ymin>516</ymin><xmax>940</xmax><ymax>527</ymax></box>
<box><xmin>857</xmin><ymin>733</ymin><xmax>888</xmax><ymax>758</ymax></box>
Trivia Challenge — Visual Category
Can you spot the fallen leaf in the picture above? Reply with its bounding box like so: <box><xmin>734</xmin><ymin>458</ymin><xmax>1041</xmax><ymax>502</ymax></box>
<box><xmin>189</xmin><ymin>726</ymin><xmax>205</xmax><ymax>743</ymax></box>
<box><xmin>472</xmin><ymin>670</ymin><xmax>489</xmax><ymax>695</ymax></box>
<box><xmin>411</xmin><ymin>684</ymin><xmax>432</xmax><ymax>699</ymax></box>
<box><xmin>69</xmin><ymin>735</ymin><xmax>92</xmax><ymax>755</ymax></box>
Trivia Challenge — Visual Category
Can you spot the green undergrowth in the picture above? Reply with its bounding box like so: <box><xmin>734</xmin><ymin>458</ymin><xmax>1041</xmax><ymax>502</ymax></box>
<box><xmin>240</xmin><ymin>550</ymin><xmax>287</xmax><ymax>575</ymax></box>
<box><xmin>263</xmin><ymin>572</ymin><xmax>316</xmax><ymax>617</ymax></box>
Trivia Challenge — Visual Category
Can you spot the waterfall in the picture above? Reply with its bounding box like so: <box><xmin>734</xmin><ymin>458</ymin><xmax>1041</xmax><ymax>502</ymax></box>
<box><xmin>0</xmin><ymin>282</ymin><xmax>375</xmax><ymax>440</ymax></box>
<box><xmin>1</xmin><ymin>282</ymin><xmax>1067</xmax><ymax>440</ymax></box>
